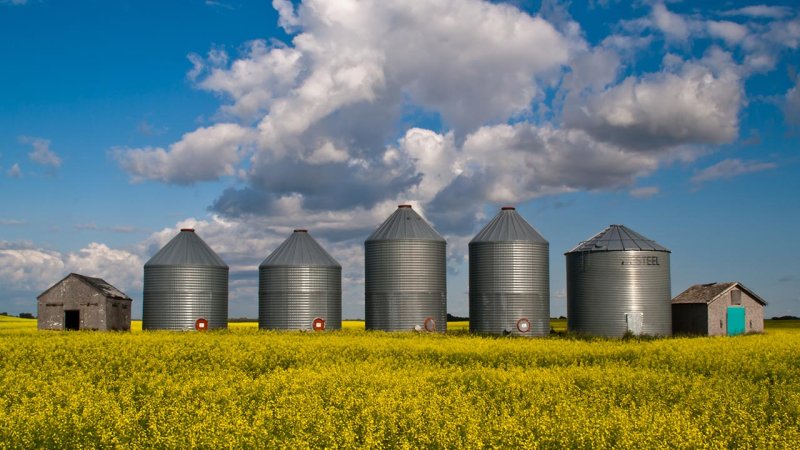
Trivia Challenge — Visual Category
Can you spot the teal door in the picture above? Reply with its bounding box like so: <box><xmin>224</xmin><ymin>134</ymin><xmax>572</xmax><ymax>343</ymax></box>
<box><xmin>727</xmin><ymin>307</ymin><xmax>745</xmax><ymax>336</ymax></box>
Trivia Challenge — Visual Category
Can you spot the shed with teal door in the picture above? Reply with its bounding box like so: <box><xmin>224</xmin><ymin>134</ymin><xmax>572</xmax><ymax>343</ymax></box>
<box><xmin>672</xmin><ymin>282</ymin><xmax>767</xmax><ymax>336</ymax></box>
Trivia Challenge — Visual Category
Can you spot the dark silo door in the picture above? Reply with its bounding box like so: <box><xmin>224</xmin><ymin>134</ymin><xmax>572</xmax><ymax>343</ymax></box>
<box><xmin>727</xmin><ymin>307</ymin><xmax>745</xmax><ymax>336</ymax></box>
<box><xmin>65</xmin><ymin>310</ymin><xmax>80</xmax><ymax>330</ymax></box>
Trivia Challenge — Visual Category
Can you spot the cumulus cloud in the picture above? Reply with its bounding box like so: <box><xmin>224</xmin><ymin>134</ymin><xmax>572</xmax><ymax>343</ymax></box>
<box><xmin>0</xmin><ymin>243</ymin><xmax>65</xmax><ymax>292</ymax></box>
<box><xmin>0</xmin><ymin>241</ymin><xmax>143</xmax><ymax>296</ymax></box>
<box><xmin>564</xmin><ymin>49</ymin><xmax>742</xmax><ymax>151</ymax></box>
<box><xmin>21</xmin><ymin>136</ymin><xmax>61</xmax><ymax>168</ymax></box>
<box><xmin>651</xmin><ymin>3</ymin><xmax>691</xmax><ymax>41</ymax></box>
<box><xmin>707</xmin><ymin>20</ymin><xmax>750</xmax><ymax>45</ymax></box>
<box><xmin>691</xmin><ymin>158</ymin><xmax>777</xmax><ymax>183</ymax></box>
<box><xmin>192</xmin><ymin>40</ymin><xmax>303</xmax><ymax>120</ymax></box>
<box><xmin>114</xmin><ymin>123</ymin><xmax>255</xmax><ymax>184</ymax></box>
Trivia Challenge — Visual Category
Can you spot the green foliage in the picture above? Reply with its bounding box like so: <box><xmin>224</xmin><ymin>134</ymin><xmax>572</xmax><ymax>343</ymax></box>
<box><xmin>0</xmin><ymin>320</ymin><xmax>798</xmax><ymax>448</ymax></box>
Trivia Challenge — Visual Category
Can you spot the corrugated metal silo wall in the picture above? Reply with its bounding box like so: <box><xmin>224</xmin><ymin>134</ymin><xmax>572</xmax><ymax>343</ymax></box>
<box><xmin>142</xmin><ymin>265</ymin><xmax>229</xmax><ymax>330</ymax></box>
<box><xmin>566</xmin><ymin>251</ymin><xmax>671</xmax><ymax>337</ymax></box>
<box><xmin>469</xmin><ymin>241</ymin><xmax>550</xmax><ymax>336</ymax></box>
<box><xmin>365</xmin><ymin>240</ymin><xmax>447</xmax><ymax>332</ymax></box>
<box><xmin>258</xmin><ymin>266</ymin><xmax>342</xmax><ymax>330</ymax></box>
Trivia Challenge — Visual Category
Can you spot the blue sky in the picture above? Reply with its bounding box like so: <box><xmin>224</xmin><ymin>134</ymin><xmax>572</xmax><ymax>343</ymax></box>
<box><xmin>1</xmin><ymin>0</ymin><xmax>798</xmax><ymax>319</ymax></box>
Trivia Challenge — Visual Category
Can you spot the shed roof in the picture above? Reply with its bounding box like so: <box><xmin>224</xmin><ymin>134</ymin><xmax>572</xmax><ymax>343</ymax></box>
<box><xmin>672</xmin><ymin>282</ymin><xmax>768</xmax><ymax>306</ymax></box>
<box><xmin>470</xmin><ymin>207</ymin><xmax>547</xmax><ymax>243</ymax></box>
<box><xmin>366</xmin><ymin>205</ymin><xmax>445</xmax><ymax>242</ymax></box>
<box><xmin>260</xmin><ymin>229</ymin><xmax>340</xmax><ymax>268</ymax></box>
<box><xmin>145</xmin><ymin>228</ymin><xmax>228</xmax><ymax>268</ymax></box>
<box><xmin>38</xmin><ymin>273</ymin><xmax>132</xmax><ymax>301</ymax></box>
<box><xmin>566</xmin><ymin>224</ymin><xmax>669</xmax><ymax>254</ymax></box>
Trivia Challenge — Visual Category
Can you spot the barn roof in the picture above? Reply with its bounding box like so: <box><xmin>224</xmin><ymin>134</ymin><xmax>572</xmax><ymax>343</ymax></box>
<box><xmin>38</xmin><ymin>273</ymin><xmax>132</xmax><ymax>301</ymax></box>
<box><xmin>672</xmin><ymin>282</ymin><xmax>767</xmax><ymax>306</ymax></box>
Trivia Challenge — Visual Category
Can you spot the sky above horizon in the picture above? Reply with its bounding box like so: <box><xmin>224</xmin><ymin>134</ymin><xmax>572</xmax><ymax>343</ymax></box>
<box><xmin>1</xmin><ymin>0</ymin><xmax>798</xmax><ymax>319</ymax></box>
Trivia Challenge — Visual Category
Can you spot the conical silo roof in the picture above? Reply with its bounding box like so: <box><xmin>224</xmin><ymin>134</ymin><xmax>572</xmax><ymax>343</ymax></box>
<box><xmin>260</xmin><ymin>229</ymin><xmax>340</xmax><ymax>267</ymax></box>
<box><xmin>144</xmin><ymin>228</ymin><xmax>228</xmax><ymax>267</ymax></box>
<box><xmin>366</xmin><ymin>205</ymin><xmax>445</xmax><ymax>242</ymax></box>
<box><xmin>470</xmin><ymin>207</ymin><xmax>547</xmax><ymax>243</ymax></box>
<box><xmin>566</xmin><ymin>224</ymin><xmax>669</xmax><ymax>254</ymax></box>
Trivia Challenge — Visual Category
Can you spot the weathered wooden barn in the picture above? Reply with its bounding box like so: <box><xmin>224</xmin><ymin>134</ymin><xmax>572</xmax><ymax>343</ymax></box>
<box><xmin>672</xmin><ymin>282</ymin><xmax>766</xmax><ymax>336</ymax></box>
<box><xmin>37</xmin><ymin>273</ymin><xmax>132</xmax><ymax>331</ymax></box>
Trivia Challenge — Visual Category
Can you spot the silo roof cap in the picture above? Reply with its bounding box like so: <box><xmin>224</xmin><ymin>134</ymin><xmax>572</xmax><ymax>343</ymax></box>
<box><xmin>145</xmin><ymin>229</ymin><xmax>228</xmax><ymax>267</ymax></box>
<box><xmin>366</xmin><ymin>205</ymin><xmax>445</xmax><ymax>242</ymax></box>
<box><xmin>565</xmin><ymin>224</ymin><xmax>670</xmax><ymax>254</ymax></box>
<box><xmin>261</xmin><ymin>229</ymin><xmax>340</xmax><ymax>267</ymax></box>
<box><xmin>471</xmin><ymin>207</ymin><xmax>547</xmax><ymax>243</ymax></box>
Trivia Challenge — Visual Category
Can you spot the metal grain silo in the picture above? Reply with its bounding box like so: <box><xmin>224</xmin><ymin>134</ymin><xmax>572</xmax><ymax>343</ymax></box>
<box><xmin>469</xmin><ymin>207</ymin><xmax>550</xmax><ymax>336</ymax></box>
<box><xmin>143</xmin><ymin>228</ymin><xmax>229</xmax><ymax>330</ymax></box>
<box><xmin>365</xmin><ymin>205</ymin><xmax>446</xmax><ymax>332</ymax></box>
<box><xmin>565</xmin><ymin>224</ymin><xmax>671</xmax><ymax>337</ymax></box>
<box><xmin>259</xmin><ymin>229</ymin><xmax>342</xmax><ymax>331</ymax></box>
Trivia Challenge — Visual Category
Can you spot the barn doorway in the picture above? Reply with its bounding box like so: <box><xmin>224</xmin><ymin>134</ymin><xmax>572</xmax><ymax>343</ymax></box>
<box><xmin>727</xmin><ymin>306</ymin><xmax>745</xmax><ymax>336</ymax></box>
<box><xmin>64</xmin><ymin>310</ymin><xmax>80</xmax><ymax>330</ymax></box>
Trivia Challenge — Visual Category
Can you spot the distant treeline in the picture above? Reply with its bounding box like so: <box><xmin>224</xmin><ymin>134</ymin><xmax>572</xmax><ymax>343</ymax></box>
<box><xmin>770</xmin><ymin>315</ymin><xmax>800</xmax><ymax>320</ymax></box>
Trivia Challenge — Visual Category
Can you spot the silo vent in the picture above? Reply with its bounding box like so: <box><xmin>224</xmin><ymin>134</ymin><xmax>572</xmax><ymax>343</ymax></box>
<box><xmin>294</xmin><ymin>229</ymin><xmax>308</xmax><ymax>233</ymax></box>
<box><xmin>501</xmin><ymin>206</ymin><xmax>516</xmax><ymax>210</ymax></box>
<box><xmin>398</xmin><ymin>204</ymin><xmax>412</xmax><ymax>208</ymax></box>
<box><xmin>180</xmin><ymin>228</ymin><xmax>195</xmax><ymax>232</ymax></box>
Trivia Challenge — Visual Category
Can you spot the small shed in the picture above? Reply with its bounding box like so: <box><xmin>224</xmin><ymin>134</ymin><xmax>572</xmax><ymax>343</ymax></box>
<box><xmin>672</xmin><ymin>282</ymin><xmax>766</xmax><ymax>336</ymax></box>
<box><xmin>37</xmin><ymin>273</ymin><xmax>132</xmax><ymax>331</ymax></box>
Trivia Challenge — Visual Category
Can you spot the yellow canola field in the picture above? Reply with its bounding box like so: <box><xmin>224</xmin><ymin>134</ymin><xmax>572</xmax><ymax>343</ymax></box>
<box><xmin>1</xmin><ymin>316</ymin><xmax>798</xmax><ymax>448</ymax></box>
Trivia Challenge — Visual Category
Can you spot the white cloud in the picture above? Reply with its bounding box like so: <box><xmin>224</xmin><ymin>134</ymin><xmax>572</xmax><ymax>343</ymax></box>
<box><xmin>21</xmin><ymin>136</ymin><xmax>61</xmax><ymax>168</ymax></box>
<box><xmin>114</xmin><ymin>123</ymin><xmax>255</xmax><ymax>184</ymax></box>
<box><xmin>691</xmin><ymin>158</ymin><xmax>777</xmax><ymax>183</ymax></box>
<box><xmin>564</xmin><ymin>49</ymin><xmax>742</xmax><ymax>151</ymax></box>
<box><xmin>194</xmin><ymin>40</ymin><xmax>303</xmax><ymax>120</ymax></box>
<box><xmin>652</xmin><ymin>2</ymin><xmax>690</xmax><ymax>41</ymax></box>
<box><xmin>0</xmin><ymin>243</ymin><xmax>66</xmax><ymax>292</ymax></box>
<box><xmin>707</xmin><ymin>20</ymin><xmax>749</xmax><ymax>45</ymax></box>
<box><xmin>1</xmin><ymin>0</ymin><xmax>29</xmax><ymax>5</ymax></box>
<box><xmin>0</xmin><ymin>219</ymin><xmax>26</xmax><ymax>226</ymax></box>
<box><xmin>0</xmin><ymin>241</ymin><xmax>143</xmax><ymax>297</ymax></box>
<box><xmin>721</xmin><ymin>5</ymin><xmax>793</xmax><ymax>19</ymax></box>
<box><xmin>6</xmin><ymin>163</ymin><xmax>21</xmax><ymax>178</ymax></box>
<box><xmin>197</xmin><ymin>0</ymin><xmax>575</xmax><ymax>159</ymax></box>
<box><xmin>65</xmin><ymin>243</ymin><xmax>143</xmax><ymax>293</ymax></box>
<box><xmin>304</xmin><ymin>141</ymin><xmax>349</xmax><ymax>165</ymax></box>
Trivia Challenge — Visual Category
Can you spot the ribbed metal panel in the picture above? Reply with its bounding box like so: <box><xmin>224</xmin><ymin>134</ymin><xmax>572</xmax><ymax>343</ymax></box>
<box><xmin>469</xmin><ymin>208</ymin><xmax>549</xmax><ymax>336</ymax></box>
<box><xmin>142</xmin><ymin>266</ymin><xmax>228</xmax><ymax>330</ymax></box>
<box><xmin>259</xmin><ymin>230</ymin><xmax>342</xmax><ymax>331</ymax></box>
<box><xmin>566</xmin><ymin>225</ymin><xmax>671</xmax><ymax>337</ymax></box>
<box><xmin>470</xmin><ymin>241</ymin><xmax>550</xmax><ymax>336</ymax></box>
<box><xmin>143</xmin><ymin>229</ymin><xmax>229</xmax><ymax>331</ymax></box>
<box><xmin>365</xmin><ymin>205</ymin><xmax>447</xmax><ymax>332</ymax></box>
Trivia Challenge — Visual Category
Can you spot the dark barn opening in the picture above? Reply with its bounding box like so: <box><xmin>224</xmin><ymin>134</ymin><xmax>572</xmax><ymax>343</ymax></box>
<box><xmin>64</xmin><ymin>310</ymin><xmax>80</xmax><ymax>330</ymax></box>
